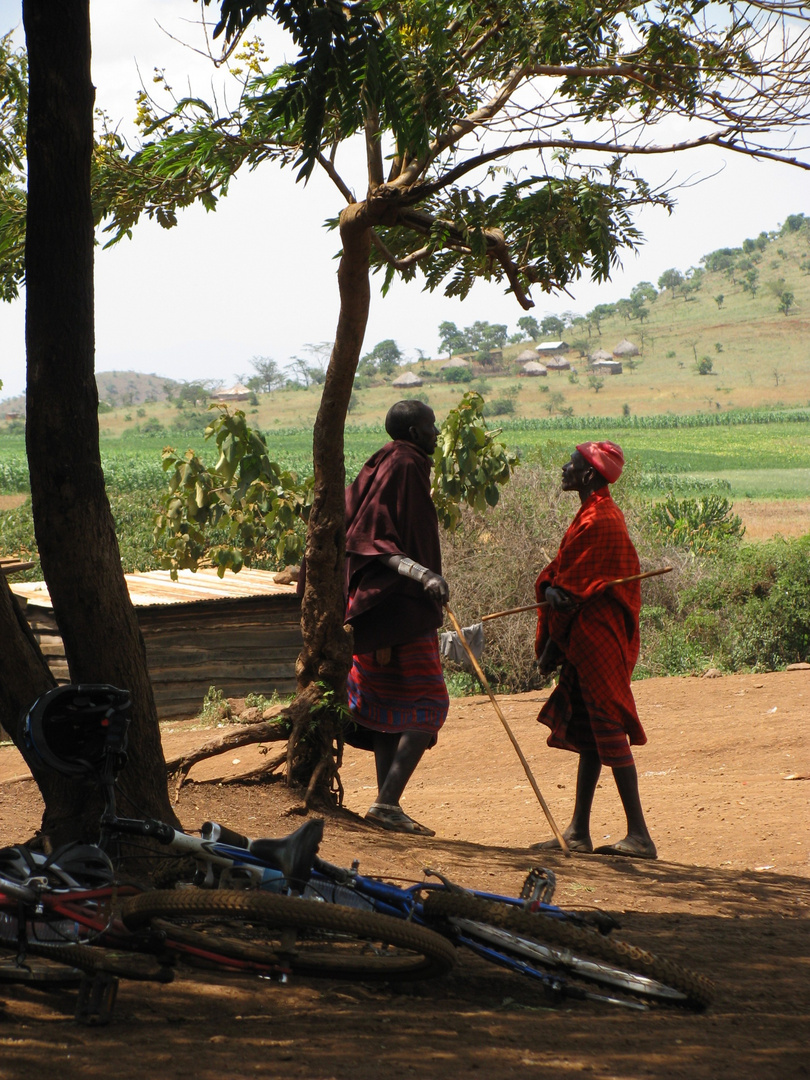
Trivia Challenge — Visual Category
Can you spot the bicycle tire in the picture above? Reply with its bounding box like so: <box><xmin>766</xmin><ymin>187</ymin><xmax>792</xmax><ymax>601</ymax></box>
<box><xmin>0</xmin><ymin>937</ymin><xmax>173</xmax><ymax>983</ymax></box>
<box><xmin>120</xmin><ymin>890</ymin><xmax>456</xmax><ymax>981</ymax></box>
<box><xmin>423</xmin><ymin>892</ymin><xmax>713</xmax><ymax>1009</ymax></box>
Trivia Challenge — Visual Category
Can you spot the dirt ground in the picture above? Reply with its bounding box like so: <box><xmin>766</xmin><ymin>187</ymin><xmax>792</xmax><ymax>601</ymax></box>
<box><xmin>0</xmin><ymin>670</ymin><xmax>808</xmax><ymax>1080</ymax></box>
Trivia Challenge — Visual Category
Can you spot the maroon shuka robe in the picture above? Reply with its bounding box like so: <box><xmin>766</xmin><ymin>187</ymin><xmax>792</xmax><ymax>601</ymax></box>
<box><xmin>535</xmin><ymin>487</ymin><xmax>646</xmax><ymax>766</ymax></box>
<box><xmin>344</xmin><ymin>439</ymin><xmax>443</xmax><ymax>654</ymax></box>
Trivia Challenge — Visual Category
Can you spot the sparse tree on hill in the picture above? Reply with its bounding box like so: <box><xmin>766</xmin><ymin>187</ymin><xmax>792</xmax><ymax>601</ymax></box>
<box><xmin>517</xmin><ymin>315</ymin><xmax>540</xmax><ymax>341</ymax></box>
<box><xmin>438</xmin><ymin>321</ymin><xmax>467</xmax><ymax>359</ymax></box>
<box><xmin>587</xmin><ymin>303</ymin><xmax>617</xmax><ymax>337</ymax></box>
<box><xmin>359</xmin><ymin>338</ymin><xmax>403</xmax><ymax>376</ymax></box>
<box><xmin>540</xmin><ymin>315</ymin><xmax>565</xmax><ymax>338</ymax></box>
<box><xmin>658</xmin><ymin>268</ymin><xmax>684</xmax><ymax>295</ymax></box>
<box><xmin>248</xmin><ymin>355</ymin><xmax>285</xmax><ymax>392</ymax></box>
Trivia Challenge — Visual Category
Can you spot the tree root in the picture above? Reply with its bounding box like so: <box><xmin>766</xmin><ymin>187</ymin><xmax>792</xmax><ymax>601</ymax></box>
<box><xmin>174</xmin><ymin>750</ymin><xmax>288</xmax><ymax>796</ymax></box>
<box><xmin>168</xmin><ymin>720</ymin><xmax>289</xmax><ymax>802</ymax></box>
<box><xmin>166</xmin><ymin>682</ymin><xmax>346</xmax><ymax>809</ymax></box>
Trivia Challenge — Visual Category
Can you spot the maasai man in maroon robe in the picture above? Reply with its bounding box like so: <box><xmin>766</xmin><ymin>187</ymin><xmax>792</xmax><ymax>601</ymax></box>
<box><xmin>533</xmin><ymin>441</ymin><xmax>657</xmax><ymax>860</ymax></box>
<box><xmin>344</xmin><ymin>400</ymin><xmax>450</xmax><ymax>836</ymax></box>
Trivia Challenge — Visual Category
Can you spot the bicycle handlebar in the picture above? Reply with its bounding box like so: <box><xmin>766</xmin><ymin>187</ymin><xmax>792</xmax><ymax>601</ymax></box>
<box><xmin>102</xmin><ymin>816</ymin><xmax>176</xmax><ymax>845</ymax></box>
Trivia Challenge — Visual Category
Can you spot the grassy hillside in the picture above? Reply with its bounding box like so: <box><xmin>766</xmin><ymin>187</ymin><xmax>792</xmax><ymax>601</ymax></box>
<box><xmin>1</xmin><ymin>215</ymin><xmax>808</xmax><ymax>439</ymax></box>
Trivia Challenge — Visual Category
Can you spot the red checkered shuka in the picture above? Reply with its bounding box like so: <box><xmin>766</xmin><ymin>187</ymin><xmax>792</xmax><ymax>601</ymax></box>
<box><xmin>534</xmin><ymin>488</ymin><xmax>645</xmax><ymax>767</ymax></box>
<box><xmin>347</xmin><ymin>631</ymin><xmax>449</xmax><ymax>738</ymax></box>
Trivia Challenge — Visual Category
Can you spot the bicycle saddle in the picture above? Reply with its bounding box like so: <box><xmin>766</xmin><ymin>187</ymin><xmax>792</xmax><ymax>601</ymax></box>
<box><xmin>249</xmin><ymin>819</ymin><xmax>324</xmax><ymax>891</ymax></box>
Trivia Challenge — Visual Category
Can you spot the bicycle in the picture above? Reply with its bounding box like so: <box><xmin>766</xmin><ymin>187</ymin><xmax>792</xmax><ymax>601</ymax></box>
<box><xmin>7</xmin><ymin>683</ymin><xmax>712</xmax><ymax>1014</ymax></box>
<box><xmin>302</xmin><ymin>859</ymin><xmax>714</xmax><ymax>1011</ymax></box>
<box><xmin>0</xmin><ymin>685</ymin><xmax>456</xmax><ymax>1020</ymax></box>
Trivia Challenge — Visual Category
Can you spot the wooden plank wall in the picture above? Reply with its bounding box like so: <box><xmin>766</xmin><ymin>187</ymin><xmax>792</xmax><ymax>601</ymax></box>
<box><xmin>12</xmin><ymin>594</ymin><xmax>302</xmax><ymax>722</ymax></box>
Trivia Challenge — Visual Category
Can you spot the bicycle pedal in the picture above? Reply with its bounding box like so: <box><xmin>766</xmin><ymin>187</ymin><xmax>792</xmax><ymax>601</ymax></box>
<box><xmin>520</xmin><ymin>867</ymin><xmax>556</xmax><ymax>905</ymax></box>
<box><xmin>75</xmin><ymin>972</ymin><xmax>119</xmax><ymax>1026</ymax></box>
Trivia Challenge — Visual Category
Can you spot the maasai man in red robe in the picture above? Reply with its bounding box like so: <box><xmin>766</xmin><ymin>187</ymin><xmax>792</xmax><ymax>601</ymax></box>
<box><xmin>533</xmin><ymin>441</ymin><xmax>657</xmax><ymax>860</ymax></box>
<box><xmin>344</xmin><ymin>400</ymin><xmax>450</xmax><ymax>836</ymax></box>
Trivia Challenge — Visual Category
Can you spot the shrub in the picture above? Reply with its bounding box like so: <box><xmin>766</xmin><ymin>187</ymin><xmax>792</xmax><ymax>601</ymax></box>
<box><xmin>646</xmin><ymin>494</ymin><xmax>744</xmax><ymax>555</ymax></box>
<box><xmin>485</xmin><ymin>397</ymin><xmax>516</xmax><ymax>416</ymax></box>
<box><xmin>442</xmin><ymin>366</ymin><xmax>475</xmax><ymax>383</ymax></box>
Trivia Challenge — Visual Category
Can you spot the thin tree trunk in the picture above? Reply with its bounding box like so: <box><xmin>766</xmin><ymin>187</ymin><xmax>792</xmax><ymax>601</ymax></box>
<box><xmin>20</xmin><ymin>0</ymin><xmax>178</xmax><ymax>844</ymax></box>
<box><xmin>287</xmin><ymin>202</ymin><xmax>372</xmax><ymax>795</ymax></box>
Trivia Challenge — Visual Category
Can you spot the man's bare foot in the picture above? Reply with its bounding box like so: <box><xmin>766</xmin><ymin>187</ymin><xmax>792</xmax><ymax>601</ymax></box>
<box><xmin>593</xmin><ymin>836</ymin><xmax>657</xmax><ymax>860</ymax></box>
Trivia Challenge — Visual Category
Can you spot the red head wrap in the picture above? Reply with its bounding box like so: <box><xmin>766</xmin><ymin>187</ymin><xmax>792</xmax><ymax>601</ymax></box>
<box><xmin>576</xmin><ymin>440</ymin><xmax>624</xmax><ymax>483</ymax></box>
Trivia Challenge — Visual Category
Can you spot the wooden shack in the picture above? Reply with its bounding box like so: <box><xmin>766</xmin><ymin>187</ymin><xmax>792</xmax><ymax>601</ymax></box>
<box><xmin>11</xmin><ymin>568</ymin><xmax>302</xmax><ymax>720</ymax></box>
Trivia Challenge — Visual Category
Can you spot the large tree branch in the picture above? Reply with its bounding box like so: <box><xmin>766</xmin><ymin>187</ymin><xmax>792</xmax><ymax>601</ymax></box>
<box><xmin>393</xmin><ymin>65</ymin><xmax>527</xmax><ymax>188</ymax></box>
<box><xmin>404</xmin><ymin>127</ymin><xmax>810</xmax><ymax>204</ymax></box>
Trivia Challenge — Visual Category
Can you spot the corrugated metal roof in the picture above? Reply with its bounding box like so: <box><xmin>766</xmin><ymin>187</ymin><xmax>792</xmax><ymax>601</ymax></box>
<box><xmin>12</xmin><ymin>567</ymin><xmax>297</xmax><ymax>610</ymax></box>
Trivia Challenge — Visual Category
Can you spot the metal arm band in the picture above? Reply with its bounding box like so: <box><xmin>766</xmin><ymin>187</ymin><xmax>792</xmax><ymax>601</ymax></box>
<box><xmin>397</xmin><ymin>558</ymin><xmax>430</xmax><ymax>584</ymax></box>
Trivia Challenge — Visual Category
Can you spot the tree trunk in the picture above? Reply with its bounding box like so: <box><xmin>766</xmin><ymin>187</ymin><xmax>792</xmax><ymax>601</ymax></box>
<box><xmin>20</xmin><ymin>0</ymin><xmax>178</xmax><ymax>845</ymax></box>
<box><xmin>287</xmin><ymin>202</ymin><xmax>372</xmax><ymax>800</ymax></box>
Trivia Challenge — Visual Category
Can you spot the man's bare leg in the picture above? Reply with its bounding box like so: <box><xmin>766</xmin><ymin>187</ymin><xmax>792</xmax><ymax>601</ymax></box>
<box><xmin>606</xmin><ymin>762</ymin><xmax>657</xmax><ymax>857</ymax></box>
<box><xmin>533</xmin><ymin>751</ymin><xmax>599</xmax><ymax>851</ymax></box>
<box><xmin>373</xmin><ymin>730</ymin><xmax>433</xmax><ymax>807</ymax></box>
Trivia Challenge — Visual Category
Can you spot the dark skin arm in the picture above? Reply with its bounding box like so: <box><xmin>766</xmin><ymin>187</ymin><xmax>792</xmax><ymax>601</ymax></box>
<box><xmin>380</xmin><ymin>553</ymin><xmax>450</xmax><ymax>604</ymax></box>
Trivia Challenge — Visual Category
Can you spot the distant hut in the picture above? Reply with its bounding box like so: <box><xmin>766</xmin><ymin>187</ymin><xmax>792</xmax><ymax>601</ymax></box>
<box><xmin>441</xmin><ymin>357</ymin><xmax>472</xmax><ymax>370</ymax></box>
<box><xmin>592</xmin><ymin>359</ymin><xmax>623</xmax><ymax>375</ymax></box>
<box><xmin>535</xmin><ymin>340</ymin><xmax>570</xmax><ymax>355</ymax></box>
<box><xmin>589</xmin><ymin>348</ymin><xmax>613</xmax><ymax>366</ymax></box>
<box><xmin>544</xmin><ymin>356</ymin><xmax>571</xmax><ymax>371</ymax></box>
<box><xmin>392</xmin><ymin>371</ymin><xmax>424</xmax><ymax>388</ymax></box>
<box><xmin>516</xmin><ymin>349</ymin><xmax>540</xmax><ymax>363</ymax></box>
<box><xmin>613</xmin><ymin>339</ymin><xmax>639</xmax><ymax>359</ymax></box>
<box><xmin>214</xmin><ymin>382</ymin><xmax>252</xmax><ymax>402</ymax></box>
<box><xmin>522</xmin><ymin>361</ymin><xmax>548</xmax><ymax>377</ymax></box>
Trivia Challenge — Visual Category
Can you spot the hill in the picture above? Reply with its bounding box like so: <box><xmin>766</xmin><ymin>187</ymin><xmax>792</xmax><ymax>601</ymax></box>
<box><xmin>2</xmin><ymin>215</ymin><xmax>809</xmax><ymax>431</ymax></box>
<box><xmin>0</xmin><ymin>370</ymin><xmax>178</xmax><ymax>418</ymax></box>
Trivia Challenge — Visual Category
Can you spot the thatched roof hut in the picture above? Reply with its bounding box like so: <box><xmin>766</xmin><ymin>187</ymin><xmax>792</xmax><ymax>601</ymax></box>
<box><xmin>522</xmin><ymin>361</ymin><xmax>548</xmax><ymax>376</ymax></box>
<box><xmin>589</xmin><ymin>348</ymin><xmax>613</xmax><ymax>364</ymax></box>
<box><xmin>392</xmin><ymin>371</ymin><xmax>424</xmax><ymax>387</ymax></box>
<box><xmin>544</xmin><ymin>357</ymin><xmax>571</xmax><ymax>371</ymax></box>
<box><xmin>441</xmin><ymin>357</ymin><xmax>472</xmax><ymax>369</ymax></box>
<box><xmin>516</xmin><ymin>349</ymin><xmax>539</xmax><ymax>363</ymax></box>
<box><xmin>214</xmin><ymin>382</ymin><xmax>252</xmax><ymax>401</ymax></box>
<box><xmin>613</xmin><ymin>339</ymin><xmax>639</xmax><ymax>358</ymax></box>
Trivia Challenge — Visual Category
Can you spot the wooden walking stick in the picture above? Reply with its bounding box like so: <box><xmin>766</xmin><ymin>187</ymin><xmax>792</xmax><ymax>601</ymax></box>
<box><xmin>444</xmin><ymin>604</ymin><xmax>570</xmax><ymax>857</ymax></box>
<box><xmin>480</xmin><ymin>567</ymin><xmax>673</xmax><ymax>623</ymax></box>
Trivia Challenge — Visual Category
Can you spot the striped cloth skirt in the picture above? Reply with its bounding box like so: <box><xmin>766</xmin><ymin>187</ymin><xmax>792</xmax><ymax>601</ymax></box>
<box><xmin>538</xmin><ymin>660</ymin><xmax>642</xmax><ymax>769</ymax></box>
<box><xmin>347</xmin><ymin>631</ymin><xmax>449</xmax><ymax>740</ymax></box>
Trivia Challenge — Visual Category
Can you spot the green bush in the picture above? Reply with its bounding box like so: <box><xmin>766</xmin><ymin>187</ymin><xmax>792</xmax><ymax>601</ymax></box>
<box><xmin>646</xmin><ymin>494</ymin><xmax>744</xmax><ymax>554</ymax></box>
<box><xmin>485</xmin><ymin>398</ymin><xmax>516</xmax><ymax>416</ymax></box>
<box><xmin>442</xmin><ymin>365</ymin><xmax>474</xmax><ymax>383</ymax></box>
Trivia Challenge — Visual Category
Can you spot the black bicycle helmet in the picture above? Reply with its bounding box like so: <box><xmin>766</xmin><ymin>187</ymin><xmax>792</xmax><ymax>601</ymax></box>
<box><xmin>0</xmin><ymin>842</ymin><xmax>115</xmax><ymax>890</ymax></box>
<box><xmin>22</xmin><ymin>683</ymin><xmax>131</xmax><ymax>778</ymax></box>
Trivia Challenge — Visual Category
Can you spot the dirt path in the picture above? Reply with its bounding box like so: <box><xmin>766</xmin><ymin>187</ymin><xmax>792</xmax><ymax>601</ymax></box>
<box><xmin>1</xmin><ymin>670</ymin><xmax>808</xmax><ymax>1079</ymax></box>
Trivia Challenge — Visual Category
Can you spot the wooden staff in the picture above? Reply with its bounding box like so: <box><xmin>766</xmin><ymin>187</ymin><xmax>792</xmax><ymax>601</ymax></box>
<box><xmin>481</xmin><ymin>566</ymin><xmax>673</xmax><ymax>623</ymax></box>
<box><xmin>444</xmin><ymin>605</ymin><xmax>570</xmax><ymax>856</ymax></box>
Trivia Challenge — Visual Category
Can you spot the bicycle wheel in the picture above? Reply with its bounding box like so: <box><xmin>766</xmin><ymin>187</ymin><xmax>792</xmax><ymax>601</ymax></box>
<box><xmin>0</xmin><ymin>937</ymin><xmax>173</xmax><ymax>983</ymax></box>
<box><xmin>423</xmin><ymin>892</ymin><xmax>713</xmax><ymax>1009</ymax></box>
<box><xmin>120</xmin><ymin>890</ymin><xmax>456</xmax><ymax>981</ymax></box>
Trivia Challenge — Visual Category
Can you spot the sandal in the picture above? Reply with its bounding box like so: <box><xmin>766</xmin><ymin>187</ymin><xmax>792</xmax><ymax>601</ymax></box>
<box><xmin>365</xmin><ymin>803</ymin><xmax>435</xmax><ymax>837</ymax></box>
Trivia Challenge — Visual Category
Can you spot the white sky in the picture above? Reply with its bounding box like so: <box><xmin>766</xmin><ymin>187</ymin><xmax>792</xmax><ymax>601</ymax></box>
<box><xmin>1</xmin><ymin>0</ymin><xmax>808</xmax><ymax>402</ymax></box>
